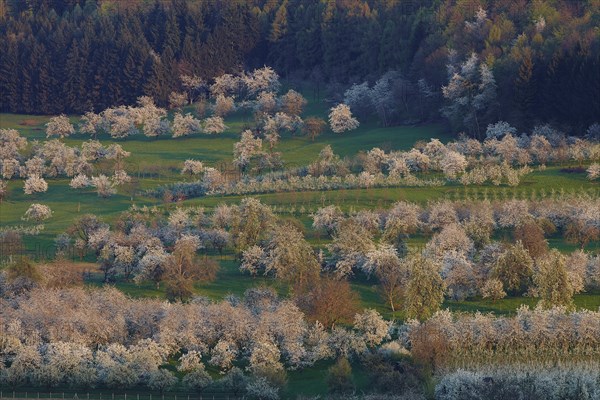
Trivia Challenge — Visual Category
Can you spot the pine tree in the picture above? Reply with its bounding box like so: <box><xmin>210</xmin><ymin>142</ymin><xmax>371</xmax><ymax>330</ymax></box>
<box><xmin>20</xmin><ymin>37</ymin><xmax>36</xmax><ymax>114</ymax></box>
<box><xmin>163</xmin><ymin>11</ymin><xmax>180</xmax><ymax>56</ymax></box>
<box><xmin>513</xmin><ymin>48</ymin><xmax>537</xmax><ymax>127</ymax></box>
<box><xmin>64</xmin><ymin>39</ymin><xmax>83</xmax><ymax>112</ymax></box>
<box><xmin>0</xmin><ymin>39</ymin><xmax>19</xmax><ymax>112</ymax></box>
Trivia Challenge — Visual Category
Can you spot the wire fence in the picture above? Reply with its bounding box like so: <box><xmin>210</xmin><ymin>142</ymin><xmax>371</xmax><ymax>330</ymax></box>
<box><xmin>0</xmin><ymin>392</ymin><xmax>242</xmax><ymax>400</ymax></box>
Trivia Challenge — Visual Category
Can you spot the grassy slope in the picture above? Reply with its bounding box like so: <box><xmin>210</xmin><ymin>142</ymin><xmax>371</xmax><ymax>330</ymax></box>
<box><xmin>0</xmin><ymin>107</ymin><xmax>451</xmax><ymax>247</ymax></box>
<box><xmin>2</xmin><ymin>105</ymin><xmax>600</xmax><ymax>398</ymax></box>
<box><xmin>1</xmin><ymin>99</ymin><xmax>599</xmax><ymax>281</ymax></box>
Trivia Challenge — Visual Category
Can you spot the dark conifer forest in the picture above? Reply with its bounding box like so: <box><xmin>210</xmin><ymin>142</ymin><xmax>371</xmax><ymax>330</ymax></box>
<box><xmin>2</xmin><ymin>1</ymin><xmax>600</xmax><ymax>398</ymax></box>
<box><xmin>1</xmin><ymin>0</ymin><xmax>599</xmax><ymax>134</ymax></box>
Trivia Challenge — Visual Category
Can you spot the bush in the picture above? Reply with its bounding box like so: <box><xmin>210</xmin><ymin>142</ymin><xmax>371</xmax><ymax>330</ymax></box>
<box><xmin>361</xmin><ymin>353</ymin><xmax>424</xmax><ymax>394</ymax></box>
<box><xmin>327</xmin><ymin>357</ymin><xmax>354</xmax><ymax>394</ymax></box>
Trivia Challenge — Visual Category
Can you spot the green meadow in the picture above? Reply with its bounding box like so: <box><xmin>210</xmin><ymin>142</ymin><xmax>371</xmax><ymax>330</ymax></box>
<box><xmin>1</xmin><ymin>95</ymin><xmax>599</xmax><ymax>319</ymax></box>
<box><xmin>1</xmin><ymin>99</ymin><xmax>599</xmax><ymax>400</ymax></box>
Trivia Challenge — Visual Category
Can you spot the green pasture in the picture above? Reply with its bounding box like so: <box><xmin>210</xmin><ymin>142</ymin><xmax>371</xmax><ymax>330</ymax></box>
<box><xmin>77</xmin><ymin>247</ymin><xmax>600</xmax><ymax>322</ymax></box>
<box><xmin>1</xmin><ymin>97</ymin><xmax>600</xmax><ymax>324</ymax></box>
<box><xmin>2</xmin><ymin>166</ymin><xmax>598</xmax><ymax>254</ymax></box>
<box><xmin>0</xmin><ymin>110</ymin><xmax>450</xmax><ymax>170</ymax></box>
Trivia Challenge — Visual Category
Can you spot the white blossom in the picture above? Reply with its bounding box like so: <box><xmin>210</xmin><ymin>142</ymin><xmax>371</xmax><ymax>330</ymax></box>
<box><xmin>244</xmin><ymin>66</ymin><xmax>281</xmax><ymax>96</ymax></box>
<box><xmin>181</xmin><ymin>160</ymin><xmax>204</xmax><ymax>176</ymax></box>
<box><xmin>112</xmin><ymin>170</ymin><xmax>131</xmax><ymax>186</ymax></box>
<box><xmin>353</xmin><ymin>309</ymin><xmax>390</xmax><ymax>347</ymax></box>
<box><xmin>173</xmin><ymin>113</ymin><xmax>203</xmax><ymax>137</ymax></box>
<box><xmin>70</xmin><ymin>174</ymin><xmax>91</xmax><ymax>189</ymax></box>
<box><xmin>587</xmin><ymin>163</ymin><xmax>600</xmax><ymax>180</ymax></box>
<box><xmin>143</xmin><ymin>117</ymin><xmax>171</xmax><ymax>137</ymax></box>
<box><xmin>91</xmin><ymin>175</ymin><xmax>117</xmax><ymax>197</ymax></box>
<box><xmin>46</xmin><ymin>115</ymin><xmax>75</xmax><ymax>139</ymax></box>
<box><xmin>203</xmin><ymin>116</ymin><xmax>227</xmax><ymax>134</ymax></box>
<box><xmin>23</xmin><ymin>175</ymin><xmax>48</xmax><ymax>195</ymax></box>
<box><xmin>329</xmin><ymin>104</ymin><xmax>359</xmax><ymax>133</ymax></box>
<box><xmin>22</xmin><ymin>203</ymin><xmax>53</xmax><ymax>222</ymax></box>
<box><xmin>441</xmin><ymin>150</ymin><xmax>468</xmax><ymax>180</ymax></box>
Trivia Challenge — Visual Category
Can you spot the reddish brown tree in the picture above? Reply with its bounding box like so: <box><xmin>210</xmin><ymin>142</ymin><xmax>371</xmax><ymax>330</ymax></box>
<box><xmin>514</xmin><ymin>219</ymin><xmax>548</xmax><ymax>259</ymax></box>
<box><xmin>295</xmin><ymin>277</ymin><xmax>359</xmax><ymax>328</ymax></box>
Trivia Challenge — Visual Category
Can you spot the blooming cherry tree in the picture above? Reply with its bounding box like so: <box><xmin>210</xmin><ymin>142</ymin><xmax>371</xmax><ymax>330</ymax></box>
<box><xmin>233</xmin><ymin>130</ymin><xmax>263</xmax><ymax>172</ymax></box>
<box><xmin>46</xmin><ymin>115</ymin><xmax>75</xmax><ymax>139</ymax></box>
<box><xmin>353</xmin><ymin>309</ymin><xmax>390</xmax><ymax>347</ymax></box>
<box><xmin>213</xmin><ymin>94</ymin><xmax>236</xmax><ymax>117</ymax></box>
<box><xmin>22</xmin><ymin>203</ymin><xmax>53</xmax><ymax>221</ymax></box>
<box><xmin>587</xmin><ymin>163</ymin><xmax>600</xmax><ymax>180</ymax></box>
<box><xmin>203</xmin><ymin>116</ymin><xmax>227</xmax><ymax>134</ymax></box>
<box><xmin>24</xmin><ymin>175</ymin><xmax>48</xmax><ymax>195</ymax></box>
<box><xmin>91</xmin><ymin>175</ymin><xmax>117</xmax><ymax>197</ymax></box>
<box><xmin>441</xmin><ymin>150</ymin><xmax>468</xmax><ymax>180</ymax></box>
<box><xmin>328</xmin><ymin>104</ymin><xmax>359</xmax><ymax>133</ymax></box>
<box><xmin>70</xmin><ymin>174</ymin><xmax>91</xmax><ymax>189</ymax></box>
<box><xmin>181</xmin><ymin>160</ymin><xmax>204</xmax><ymax>176</ymax></box>
<box><xmin>172</xmin><ymin>113</ymin><xmax>203</xmax><ymax>137</ymax></box>
<box><xmin>143</xmin><ymin>117</ymin><xmax>171</xmax><ymax>137</ymax></box>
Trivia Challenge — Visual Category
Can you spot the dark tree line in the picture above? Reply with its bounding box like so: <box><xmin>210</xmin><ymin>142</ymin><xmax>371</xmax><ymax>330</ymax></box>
<box><xmin>0</xmin><ymin>0</ymin><xmax>598</xmax><ymax>134</ymax></box>
<box><xmin>0</xmin><ymin>0</ymin><xmax>260</xmax><ymax>113</ymax></box>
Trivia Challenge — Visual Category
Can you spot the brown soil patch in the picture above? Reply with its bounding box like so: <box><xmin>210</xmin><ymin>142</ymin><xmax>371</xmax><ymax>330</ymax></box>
<box><xmin>19</xmin><ymin>119</ymin><xmax>40</xmax><ymax>126</ymax></box>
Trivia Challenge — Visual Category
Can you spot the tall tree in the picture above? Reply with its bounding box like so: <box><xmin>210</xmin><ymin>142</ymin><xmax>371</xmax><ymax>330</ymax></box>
<box><xmin>404</xmin><ymin>253</ymin><xmax>444</xmax><ymax>320</ymax></box>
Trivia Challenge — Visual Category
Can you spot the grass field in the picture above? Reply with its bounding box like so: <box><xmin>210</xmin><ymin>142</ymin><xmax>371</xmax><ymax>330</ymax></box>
<box><xmin>1</xmin><ymin>104</ymin><xmax>450</xmax><ymax>247</ymax></box>
<box><xmin>1</xmin><ymin>96</ymin><xmax>599</xmax><ymax>314</ymax></box>
<box><xmin>2</xmin><ymin>98</ymin><xmax>600</xmax><ymax>399</ymax></box>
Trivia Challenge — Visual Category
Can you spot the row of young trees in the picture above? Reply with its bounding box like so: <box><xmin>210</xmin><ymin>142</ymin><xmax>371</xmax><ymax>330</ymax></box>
<box><xmin>435</xmin><ymin>365</ymin><xmax>600</xmax><ymax>400</ymax></box>
<box><xmin>1</xmin><ymin>282</ymin><xmax>599</xmax><ymax>398</ymax></box>
<box><xmin>4</xmin><ymin>192</ymin><xmax>597</xmax><ymax>318</ymax></box>
<box><xmin>0</xmin><ymin>284</ymin><xmax>394</xmax><ymax>395</ymax></box>
<box><xmin>0</xmin><ymin>128</ymin><xmax>132</xmax><ymax>198</ymax></box>
<box><xmin>154</xmin><ymin>126</ymin><xmax>600</xmax><ymax>199</ymax></box>
<box><xmin>408</xmin><ymin>307</ymin><xmax>600</xmax><ymax>372</ymax></box>
<box><xmin>1</xmin><ymin>0</ymin><xmax>598</xmax><ymax>133</ymax></box>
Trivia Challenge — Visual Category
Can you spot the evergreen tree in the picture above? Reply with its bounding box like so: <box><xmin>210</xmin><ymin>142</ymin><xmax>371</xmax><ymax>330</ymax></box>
<box><xmin>0</xmin><ymin>39</ymin><xmax>19</xmax><ymax>112</ymax></box>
